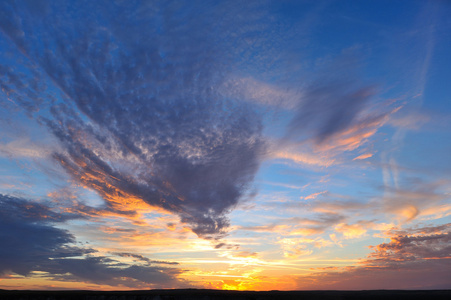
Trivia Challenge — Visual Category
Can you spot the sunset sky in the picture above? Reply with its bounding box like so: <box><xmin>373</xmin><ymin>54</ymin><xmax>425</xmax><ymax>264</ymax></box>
<box><xmin>1</xmin><ymin>0</ymin><xmax>451</xmax><ymax>291</ymax></box>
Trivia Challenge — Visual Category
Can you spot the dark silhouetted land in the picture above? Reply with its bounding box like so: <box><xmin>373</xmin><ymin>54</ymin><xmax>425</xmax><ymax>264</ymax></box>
<box><xmin>0</xmin><ymin>289</ymin><xmax>450</xmax><ymax>300</ymax></box>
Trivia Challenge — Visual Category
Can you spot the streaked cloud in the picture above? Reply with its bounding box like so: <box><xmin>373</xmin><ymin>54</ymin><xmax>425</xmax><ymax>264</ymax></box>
<box><xmin>353</xmin><ymin>152</ymin><xmax>373</xmax><ymax>160</ymax></box>
<box><xmin>0</xmin><ymin>138</ymin><xmax>49</xmax><ymax>158</ymax></box>
<box><xmin>302</xmin><ymin>191</ymin><xmax>328</xmax><ymax>200</ymax></box>
<box><xmin>272</xmin><ymin>149</ymin><xmax>335</xmax><ymax>167</ymax></box>
<box><xmin>286</xmin><ymin>82</ymin><xmax>375</xmax><ymax>145</ymax></box>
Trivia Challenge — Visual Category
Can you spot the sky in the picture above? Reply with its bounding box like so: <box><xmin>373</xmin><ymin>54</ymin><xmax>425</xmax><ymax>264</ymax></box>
<box><xmin>0</xmin><ymin>0</ymin><xmax>450</xmax><ymax>291</ymax></box>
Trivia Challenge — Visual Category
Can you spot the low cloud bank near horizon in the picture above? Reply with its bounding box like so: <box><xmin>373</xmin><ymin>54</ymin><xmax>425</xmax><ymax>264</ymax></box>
<box><xmin>295</xmin><ymin>223</ymin><xmax>451</xmax><ymax>290</ymax></box>
<box><xmin>0</xmin><ymin>194</ymin><xmax>188</xmax><ymax>288</ymax></box>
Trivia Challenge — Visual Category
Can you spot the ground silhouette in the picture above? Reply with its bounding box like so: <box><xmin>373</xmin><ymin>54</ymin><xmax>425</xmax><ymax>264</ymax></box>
<box><xmin>0</xmin><ymin>289</ymin><xmax>450</xmax><ymax>300</ymax></box>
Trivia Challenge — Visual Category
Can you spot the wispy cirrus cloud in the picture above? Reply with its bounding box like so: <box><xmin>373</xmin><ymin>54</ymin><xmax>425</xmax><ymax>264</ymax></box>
<box><xmin>0</xmin><ymin>138</ymin><xmax>49</xmax><ymax>158</ymax></box>
<box><xmin>237</xmin><ymin>213</ymin><xmax>345</xmax><ymax>238</ymax></box>
<box><xmin>266</xmin><ymin>71</ymin><xmax>400</xmax><ymax>168</ymax></box>
<box><xmin>286</xmin><ymin>82</ymin><xmax>375</xmax><ymax>145</ymax></box>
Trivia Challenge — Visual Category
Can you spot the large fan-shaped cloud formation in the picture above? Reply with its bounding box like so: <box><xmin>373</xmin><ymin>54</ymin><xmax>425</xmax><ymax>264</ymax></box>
<box><xmin>0</xmin><ymin>0</ymin><xmax>266</xmax><ymax>238</ymax></box>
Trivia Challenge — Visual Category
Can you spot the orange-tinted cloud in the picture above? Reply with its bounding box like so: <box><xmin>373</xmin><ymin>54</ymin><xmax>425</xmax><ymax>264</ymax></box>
<box><xmin>292</xmin><ymin>223</ymin><xmax>451</xmax><ymax>290</ymax></box>
<box><xmin>353</xmin><ymin>152</ymin><xmax>373</xmax><ymax>160</ymax></box>
<box><xmin>302</xmin><ymin>190</ymin><xmax>328</xmax><ymax>200</ymax></box>
<box><xmin>382</xmin><ymin>183</ymin><xmax>447</xmax><ymax>222</ymax></box>
<box><xmin>272</xmin><ymin>150</ymin><xmax>335</xmax><ymax>167</ymax></box>
<box><xmin>335</xmin><ymin>222</ymin><xmax>369</xmax><ymax>239</ymax></box>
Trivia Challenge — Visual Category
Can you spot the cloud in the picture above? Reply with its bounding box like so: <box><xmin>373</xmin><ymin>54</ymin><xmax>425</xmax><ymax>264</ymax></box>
<box><xmin>237</xmin><ymin>213</ymin><xmax>345</xmax><ymax>238</ymax></box>
<box><xmin>113</xmin><ymin>252</ymin><xmax>179</xmax><ymax>266</ymax></box>
<box><xmin>334</xmin><ymin>222</ymin><xmax>369</xmax><ymax>239</ymax></box>
<box><xmin>381</xmin><ymin>181</ymin><xmax>448</xmax><ymax>222</ymax></box>
<box><xmin>49</xmin><ymin>256</ymin><xmax>187</xmax><ymax>289</ymax></box>
<box><xmin>276</xmin><ymin>52</ymin><xmax>402</xmax><ymax>161</ymax></box>
<box><xmin>0</xmin><ymin>138</ymin><xmax>49</xmax><ymax>158</ymax></box>
<box><xmin>238</xmin><ymin>223</ymin><xmax>290</xmax><ymax>234</ymax></box>
<box><xmin>286</xmin><ymin>81</ymin><xmax>375</xmax><ymax>145</ymax></box>
<box><xmin>0</xmin><ymin>194</ymin><xmax>188</xmax><ymax>288</ymax></box>
<box><xmin>272</xmin><ymin>103</ymin><xmax>395</xmax><ymax>168</ymax></box>
<box><xmin>278</xmin><ymin>238</ymin><xmax>313</xmax><ymax>258</ymax></box>
<box><xmin>0</xmin><ymin>0</ymin><xmax>267</xmax><ymax>239</ymax></box>
<box><xmin>353</xmin><ymin>152</ymin><xmax>373</xmax><ymax>160</ymax></box>
<box><xmin>302</xmin><ymin>190</ymin><xmax>328</xmax><ymax>200</ymax></box>
<box><xmin>220</xmin><ymin>77</ymin><xmax>300</xmax><ymax>109</ymax></box>
<box><xmin>278</xmin><ymin>236</ymin><xmax>335</xmax><ymax>259</ymax></box>
<box><xmin>294</xmin><ymin>223</ymin><xmax>451</xmax><ymax>290</ymax></box>
<box><xmin>388</xmin><ymin>109</ymin><xmax>430</xmax><ymax>130</ymax></box>
<box><xmin>0</xmin><ymin>194</ymin><xmax>90</xmax><ymax>276</ymax></box>
<box><xmin>272</xmin><ymin>149</ymin><xmax>335</xmax><ymax>167</ymax></box>
<box><xmin>310</xmin><ymin>200</ymin><xmax>368</xmax><ymax>214</ymax></box>
<box><xmin>333</xmin><ymin>221</ymin><xmax>394</xmax><ymax>240</ymax></box>
<box><xmin>367</xmin><ymin>223</ymin><xmax>451</xmax><ymax>263</ymax></box>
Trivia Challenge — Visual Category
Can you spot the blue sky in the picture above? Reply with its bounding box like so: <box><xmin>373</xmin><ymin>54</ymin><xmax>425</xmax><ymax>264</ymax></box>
<box><xmin>0</xmin><ymin>0</ymin><xmax>450</xmax><ymax>290</ymax></box>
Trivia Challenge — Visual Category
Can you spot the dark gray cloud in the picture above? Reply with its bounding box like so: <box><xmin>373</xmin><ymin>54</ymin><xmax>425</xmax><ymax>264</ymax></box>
<box><xmin>0</xmin><ymin>1</ymin><xmax>266</xmax><ymax>238</ymax></box>
<box><xmin>113</xmin><ymin>252</ymin><xmax>179</xmax><ymax>266</ymax></box>
<box><xmin>49</xmin><ymin>256</ymin><xmax>187</xmax><ymax>289</ymax></box>
<box><xmin>0</xmin><ymin>194</ymin><xmax>187</xmax><ymax>288</ymax></box>
<box><xmin>0</xmin><ymin>194</ymin><xmax>91</xmax><ymax>276</ymax></box>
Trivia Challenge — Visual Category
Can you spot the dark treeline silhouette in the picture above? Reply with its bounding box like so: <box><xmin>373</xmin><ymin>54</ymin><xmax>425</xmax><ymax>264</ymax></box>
<box><xmin>0</xmin><ymin>289</ymin><xmax>450</xmax><ymax>300</ymax></box>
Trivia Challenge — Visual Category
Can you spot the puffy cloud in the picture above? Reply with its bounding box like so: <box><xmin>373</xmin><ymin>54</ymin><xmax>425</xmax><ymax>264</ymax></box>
<box><xmin>367</xmin><ymin>224</ymin><xmax>451</xmax><ymax>263</ymax></box>
<box><xmin>278</xmin><ymin>238</ymin><xmax>312</xmax><ymax>258</ymax></box>
<box><xmin>334</xmin><ymin>222</ymin><xmax>369</xmax><ymax>239</ymax></box>
<box><xmin>0</xmin><ymin>0</ymin><xmax>266</xmax><ymax>238</ymax></box>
